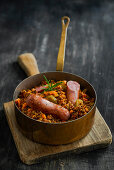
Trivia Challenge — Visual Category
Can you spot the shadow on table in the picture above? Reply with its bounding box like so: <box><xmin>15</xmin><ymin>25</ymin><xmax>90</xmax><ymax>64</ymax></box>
<box><xmin>12</xmin><ymin>61</ymin><xmax>27</xmax><ymax>79</ymax></box>
<box><xmin>0</xmin><ymin>109</ymin><xmax>21</xmax><ymax>169</ymax></box>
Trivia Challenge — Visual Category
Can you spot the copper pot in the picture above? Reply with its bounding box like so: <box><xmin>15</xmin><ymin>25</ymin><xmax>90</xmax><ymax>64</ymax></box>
<box><xmin>13</xmin><ymin>17</ymin><xmax>97</xmax><ymax>145</ymax></box>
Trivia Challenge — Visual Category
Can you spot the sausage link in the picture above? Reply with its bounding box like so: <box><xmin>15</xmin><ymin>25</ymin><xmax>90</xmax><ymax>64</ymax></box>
<box><xmin>26</xmin><ymin>94</ymin><xmax>70</xmax><ymax>121</ymax></box>
<box><xmin>67</xmin><ymin>81</ymin><xmax>80</xmax><ymax>104</ymax></box>
<box><xmin>35</xmin><ymin>85</ymin><xmax>48</xmax><ymax>93</ymax></box>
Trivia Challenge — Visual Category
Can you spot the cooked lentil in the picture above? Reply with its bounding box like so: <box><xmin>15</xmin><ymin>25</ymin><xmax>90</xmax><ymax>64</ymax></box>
<box><xmin>15</xmin><ymin>80</ymin><xmax>94</xmax><ymax>123</ymax></box>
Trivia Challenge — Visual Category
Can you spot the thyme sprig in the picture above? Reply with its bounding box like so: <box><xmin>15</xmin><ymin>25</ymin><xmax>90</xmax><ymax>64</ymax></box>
<box><xmin>43</xmin><ymin>75</ymin><xmax>62</xmax><ymax>91</ymax></box>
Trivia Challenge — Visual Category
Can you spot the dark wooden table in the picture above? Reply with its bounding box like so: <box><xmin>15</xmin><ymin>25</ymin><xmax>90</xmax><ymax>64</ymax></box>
<box><xmin>0</xmin><ymin>0</ymin><xmax>114</xmax><ymax>169</ymax></box>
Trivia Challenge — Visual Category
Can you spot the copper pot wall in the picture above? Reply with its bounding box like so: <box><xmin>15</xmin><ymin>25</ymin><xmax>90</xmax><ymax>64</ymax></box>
<box><xmin>13</xmin><ymin>17</ymin><xmax>97</xmax><ymax>145</ymax></box>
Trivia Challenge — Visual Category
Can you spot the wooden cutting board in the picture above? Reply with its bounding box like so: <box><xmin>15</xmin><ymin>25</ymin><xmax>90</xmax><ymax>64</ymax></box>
<box><xmin>3</xmin><ymin>101</ymin><xmax>112</xmax><ymax>165</ymax></box>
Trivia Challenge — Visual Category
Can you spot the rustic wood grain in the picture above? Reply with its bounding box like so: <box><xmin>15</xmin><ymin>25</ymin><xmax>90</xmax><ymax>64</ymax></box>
<box><xmin>18</xmin><ymin>53</ymin><xmax>40</xmax><ymax>76</ymax></box>
<box><xmin>3</xmin><ymin>101</ymin><xmax>112</xmax><ymax>165</ymax></box>
<box><xmin>0</xmin><ymin>0</ymin><xmax>114</xmax><ymax>169</ymax></box>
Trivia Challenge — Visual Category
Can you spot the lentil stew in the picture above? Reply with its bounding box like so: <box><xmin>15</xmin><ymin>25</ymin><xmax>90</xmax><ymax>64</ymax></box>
<box><xmin>15</xmin><ymin>78</ymin><xmax>94</xmax><ymax>123</ymax></box>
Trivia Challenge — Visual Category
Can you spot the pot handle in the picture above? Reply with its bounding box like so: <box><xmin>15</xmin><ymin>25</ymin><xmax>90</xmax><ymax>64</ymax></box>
<box><xmin>56</xmin><ymin>16</ymin><xmax>70</xmax><ymax>71</ymax></box>
<box><xmin>18</xmin><ymin>53</ymin><xmax>40</xmax><ymax>76</ymax></box>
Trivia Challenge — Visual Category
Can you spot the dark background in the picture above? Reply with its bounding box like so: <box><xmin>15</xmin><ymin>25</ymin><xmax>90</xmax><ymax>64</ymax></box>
<box><xmin>0</xmin><ymin>0</ymin><xmax>114</xmax><ymax>169</ymax></box>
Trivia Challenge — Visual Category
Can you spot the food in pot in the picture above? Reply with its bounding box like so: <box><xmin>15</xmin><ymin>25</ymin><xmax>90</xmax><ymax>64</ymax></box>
<box><xmin>67</xmin><ymin>81</ymin><xmax>80</xmax><ymax>104</ymax></box>
<box><xmin>15</xmin><ymin>76</ymin><xmax>95</xmax><ymax>123</ymax></box>
<box><xmin>26</xmin><ymin>94</ymin><xmax>70</xmax><ymax>121</ymax></box>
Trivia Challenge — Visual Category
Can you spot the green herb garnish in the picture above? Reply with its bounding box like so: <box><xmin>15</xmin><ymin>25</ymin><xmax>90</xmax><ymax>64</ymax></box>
<box><xmin>43</xmin><ymin>75</ymin><xmax>62</xmax><ymax>91</ymax></box>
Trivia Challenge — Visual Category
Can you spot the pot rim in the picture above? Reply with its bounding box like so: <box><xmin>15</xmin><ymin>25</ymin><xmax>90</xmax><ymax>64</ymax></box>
<box><xmin>13</xmin><ymin>71</ymin><xmax>97</xmax><ymax>125</ymax></box>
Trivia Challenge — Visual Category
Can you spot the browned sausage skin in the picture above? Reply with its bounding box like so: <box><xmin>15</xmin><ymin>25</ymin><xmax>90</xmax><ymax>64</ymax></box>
<box><xmin>26</xmin><ymin>94</ymin><xmax>70</xmax><ymax>121</ymax></box>
<box><xmin>67</xmin><ymin>81</ymin><xmax>80</xmax><ymax>104</ymax></box>
<box><xmin>35</xmin><ymin>85</ymin><xmax>48</xmax><ymax>93</ymax></box>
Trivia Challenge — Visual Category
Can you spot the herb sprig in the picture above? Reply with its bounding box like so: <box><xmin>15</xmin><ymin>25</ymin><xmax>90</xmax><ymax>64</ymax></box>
<box><xmin>43</xmin><ymin>75</ymin><xmax>62</xmax><ymax>91</ymax></box>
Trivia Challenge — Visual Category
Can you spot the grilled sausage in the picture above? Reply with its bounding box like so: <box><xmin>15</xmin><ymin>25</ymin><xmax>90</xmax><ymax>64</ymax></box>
<box><xmin>67</xmin><ymin>81</ymin><xmax>80</xmax><ymax>104</ymax></box>
<box><xmin>35</xmin><ymin>85</ymin><xmax>48</xmax><ymax>93</ymax></box>
<box><xmin>26</xmin><ymin>94</ymin><xmax>70</xmax><ymax>121</ymax></box>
